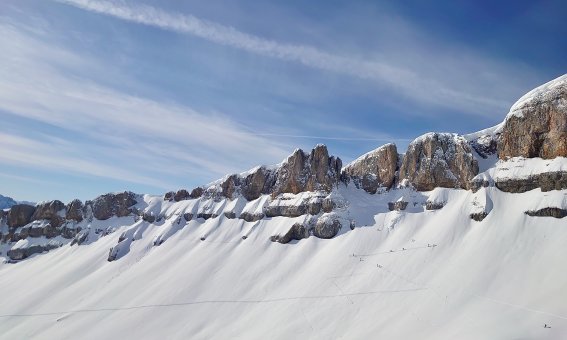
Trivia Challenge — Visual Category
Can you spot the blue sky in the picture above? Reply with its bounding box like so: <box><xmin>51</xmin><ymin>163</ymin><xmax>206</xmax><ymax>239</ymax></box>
<box><xmin>0</xmin><ymin>0</ymin><xmax>565</xmax><ymax>203</ymax></box>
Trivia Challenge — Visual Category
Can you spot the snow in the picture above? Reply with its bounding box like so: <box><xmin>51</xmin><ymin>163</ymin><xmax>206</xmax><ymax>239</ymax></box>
<box><xmin>473</xmin><ymin>156</ymin><xmax>567</xmax><ymax>185</ymax></box>
<box><xmin>343</xmin><ymin>143</ymin><xmax>395</xmax><ymax>170</ymax></box>
<box><xmin>506</xmin><ymin>74</ymin><xmax>567</xmax><ymax>119</ymax></box>
<box><xmin>410</xmin><ymin>132</ymin><xmax>464</xmax><ymax>146</ymax></box>
<box><xmin>463</xmin><ymin>122</ymin><xmax>503</xmax><ymax>141</ymax></box>
<box><xmin>11</xmin><ymin>239</ymin><xmax>29</xmax><ymax>250</ymax></box>
<box><xmin>0</xmin><ymin>184</ymin><xmax>566</xmax><ymax>339</ymax></box>
<box><xmin>1</xmin><ymin>146</ymin><xmax>567</xmax><ymax>339</ymax></box>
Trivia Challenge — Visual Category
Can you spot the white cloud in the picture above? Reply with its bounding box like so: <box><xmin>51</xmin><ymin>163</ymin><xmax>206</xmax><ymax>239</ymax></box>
<box><xmin>55</xmin><ymin>0</ymin><xmax>528</xmax><ymax>115</ymax></box>
<box><xmin>0</xmin><ymin>23</ymin><xmax>292</xmax><ymax>189</ymax></box>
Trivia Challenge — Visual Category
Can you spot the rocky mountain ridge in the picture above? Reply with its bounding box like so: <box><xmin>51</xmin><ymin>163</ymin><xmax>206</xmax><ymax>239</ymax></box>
<box><xmin>1</xmin><ymin>74</ymin><xmax>566</xmax><ymax>261</ymax></box>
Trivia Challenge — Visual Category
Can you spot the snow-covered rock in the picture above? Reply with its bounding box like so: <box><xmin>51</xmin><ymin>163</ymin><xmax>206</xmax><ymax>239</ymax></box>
<box><xmin>272</xmin><ymin>144</ymin><xmax>342</xmax><ymax>195</ymax></box>
<box><xmin>399</xmin><ymin>132</ymin><xmax>479</xmax><ymax>191</ymax></box>
<box><xmin>88</xmin><ymin>191</ymin><xmax>138</xmax><ymax>220</ymax></box>
<box><xmin>342</xmin><ymin>143</ymin><xmax>398</xmax><ymax>193</ymax></box>
<box><xmin>6</xmin><ymin>204</ymin><xmax>36</xmax><ymax>228</ymax></box>
<box><xmin>499</xmin><ymin>74</ymin><xmax>567</xmax><ymax>159</ymax></box>
<box><xmin>31</xmin><ymin>200</ymin><xmax>66</xmax><ymax>228</ymax></box>
<box><xmin>66</xmin><ymin>199</ymin><xmax>84</xmax><ymax>222</ymax></box>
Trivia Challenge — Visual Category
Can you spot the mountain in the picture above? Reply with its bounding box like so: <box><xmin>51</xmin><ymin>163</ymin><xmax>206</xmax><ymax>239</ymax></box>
<box><xmin>0</xmin><ymin>194</ymin><xmax>17</xmax><ymax>210</ymax></box>
<box><xmin>0</xmin><ymin>74</ymin><xmax>566</xmax><ymax>339</ymax></box>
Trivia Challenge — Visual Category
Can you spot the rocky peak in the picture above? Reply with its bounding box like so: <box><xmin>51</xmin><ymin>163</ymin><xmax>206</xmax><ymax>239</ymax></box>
<box><xmin>88</xmin><ymin>191</ymin><xmax>137</xmax><ymax>220</ymax></box>
<box><xmin>185</xmin><ymin>145</ymin><xmax>342</xmax><ymax>202</ymax></box>
<box><xmin>7</xmin><ymin>204</ymin><xmax>36</xmax><ymax>228</ymax></box>
<box><xmin>272</xmin><ymin>144</ymin><xmax>342</xmax><ymax>196</ymax></box>
<box><xmin>66</xmin><ymin>199</ymin><xmax>84</xmax><ymax>222</ymax></box>
<box><xmin>240</xmin><ymin>166</ymin><xmax>276</xmax><ymax>201</ymax></box>
<box><xmin>399</xmin><ymin>132</ymin><xmax>479</xmax><ymax>191</ymax></box>
<box><xmin>31</xmin><ymin>200</ymin><xmax>66</xmax><ymax>228</ymax></box>
<box><xmin>499</xmin><ymin>74</ymin><xmax>567</xmax><ymax>159</ymax></box>
<box><xmin>342</xmin><ymin>143</ymin><xmax>398</xmax><ymax>193</ymax></box>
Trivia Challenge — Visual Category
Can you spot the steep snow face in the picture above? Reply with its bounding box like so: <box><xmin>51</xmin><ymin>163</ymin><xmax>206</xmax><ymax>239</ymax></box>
<box><xmin>0</xmin><ymin>186</ymin><xmax>566</xmax><ymax>339</ymax></box>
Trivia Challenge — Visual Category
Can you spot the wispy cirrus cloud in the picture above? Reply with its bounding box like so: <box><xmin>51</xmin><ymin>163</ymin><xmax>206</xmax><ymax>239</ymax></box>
<box><xmin>55</xmin><ymin>0</ymin><xmax>518</xmax><ymax>115</ymax></box>
<box><xmin>0</xmin><ymin>22</ymin><xmax>292</xmax><ymax>195</ymax></box>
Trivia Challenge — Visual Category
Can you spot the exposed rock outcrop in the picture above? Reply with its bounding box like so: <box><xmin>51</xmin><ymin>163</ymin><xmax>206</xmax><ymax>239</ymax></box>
<box><xmin>7</xmin><ymin>241</ymin><xmax>61</xmax><ymax>261</ymax></box>
<box><xmin>224</xmin><ymin>211</ymin><xmax>236</xmax><ymax>219</ymax></box>
<box><xmin>342</xmin><ymin>143</ymin><xmax>398</xmax><ymax>193</ymax></box>
<box><xmin>7</xmin><ymin>204</ymin><xmax>36</xmax><ymax>228</ymax></box>
<box><xmin>89</xmin><ymin>192</ymin><xmax>137</xmax><ymax>220</ymax></box>
<box><xmin>164</xmin><ymin>189</ymin><xmax>191</xmax><ymax>202</ymax></box>
<box><xmin>399</xmin><ymin>133</ymin><xmax>479</xmax><ymax>191</ymax></box>
<box><xmin>470</xmin><ymin>212</ymin><xmax>488</xmax><ymax>221</ymax></box>
<box><xmin>66</xmin><ymin>199</ymin><xmax>84</xmax><ymax>222</ymax></box>
<box><xmin>525</xmin><ymin>207</ymin><xmax>567</xmax><ymax>219</ymax></box>
<box><xmin>240</xmin><ymin>166</ymin><xmax>276</xmax><ymax>201</ymax></box>
<box><xmin>495</xmin><ymin>171</ymin><xmax>567</xmax><ymax>193</ymax></box>
<box><xmin>499</xmin><ymin>75</ymin><xmax>567</xmax><ymax>160</ymax></box>
<box><xmin>189</xmin><ymin>187</ymin><xmax>204</xmax><ymax>199</ymax></box>
<box><xmin>188</xmin><ymin>145</ymin><xmax>342</xmax><ymax>203</ymax></box>
<box><xmin>388</xmin><ymin>201</ymin><xmax>408</xmax><ymax>211</ymax></box>
<box><xmin>272</xmin><ymin>223</ymin><xmax>310</xmax><ymax>244</ymax></box>
<box><xmin>142</xmin><ymin>212</ymin><xmax>156</xmax><ymax>223</ymax></box>
<box><xmin>174</xmin><ymin>189</ymin><xmax>190</xmax><ymax>202</ymax></box>
<box><xmin>272</xmin><ymin>145</ymin><xmax>342</xmax><ymax>196</ymax></box>
<box><xmin>469</xmin><ymin>132</ymin><xmax>499</xmax><ymax>159</ymax></box>
<box><xmin>220</xmin><ymin>175</ymin><xmax>240</xmax><ymax>200</ymax></box>
<box><xmin>425</xmin><ymin>201</ymin><xmax>444</xmax><ymax>210</ymax></box>
<box><xmin>31</xmin><ymin>200</ymin><xmax>65</xmax><ymax>227</ymax></box>
<box><xmin>164</xmin><ymin>191</ymin><xmax>175</xmax><ymax>202</ymax></box>
<box><xmin>239</xmin><ymin>212</ymin><xmax>265</xmax><ymax>222</ymax></box>
<box><xmin>264</xmin><ymin>204</ymin><xmax>309</xmax><ymax>218</ymax></box>
<box><xmin>313</xmin><ymin>215</ymin><xmax>342</xmax><ymax>239</ymax></box>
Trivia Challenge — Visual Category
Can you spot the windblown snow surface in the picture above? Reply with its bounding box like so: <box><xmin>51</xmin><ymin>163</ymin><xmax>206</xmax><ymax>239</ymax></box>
<box><xmin>1</xmin><ymin>178</ymin><xmax>566</xmax><ymax>339</ymax></box>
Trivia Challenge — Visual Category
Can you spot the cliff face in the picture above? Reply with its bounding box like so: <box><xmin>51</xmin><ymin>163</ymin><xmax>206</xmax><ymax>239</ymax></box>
<box><xmin>342</xmin><ymin>143</ymin><xmax>398</xmax><ymax>193</ymax></box>
<box><xmin>179</xmin><ymin>144</ymin><xmax>342</xmax><ymax>202</ymax></box>
<box><xmin>499</xmin><ymin>75</ymin><xmax>567</xmax><ymax>159</ymax></box>
<box><xmin>0</xmin><ymin>192</ymin><xmax>139</xmax><ymax>259</ymax></box>
<box><xmin>399</xmin><ymin>133</ymin><xmax>479</xmax><ymax>191</ymax></box>
<box><xmin>272</xmin><ymin>144</ymin><xmax>342</xmax><ymax>196</ymax></box>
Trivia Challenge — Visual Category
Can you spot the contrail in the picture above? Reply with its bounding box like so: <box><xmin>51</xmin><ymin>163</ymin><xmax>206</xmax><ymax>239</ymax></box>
<box><xmin>239</xmin><ymin>132</ymin><xmax>413</xmax><ymax>142</ymax></box>
<box><xmin>55</xmin><ymin>0</ymin><xmax>411</xmax><ymax>85</ymax></box>
<box><xmin>54</xmin><ymin>0</ymin><xmax>509</xmax><ymax>113</ymax></box>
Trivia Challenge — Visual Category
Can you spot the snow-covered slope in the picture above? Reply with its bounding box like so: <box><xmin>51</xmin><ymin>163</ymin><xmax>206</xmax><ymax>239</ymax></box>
<box><xmin>0</xmin><ymin>186</ymin><xmax>566</xmax><ymax>339</ymax></box>
<box><xmin>1</xmin><ymin>74</ymin><xmax>566</xmax><ymax>339</ymax></box>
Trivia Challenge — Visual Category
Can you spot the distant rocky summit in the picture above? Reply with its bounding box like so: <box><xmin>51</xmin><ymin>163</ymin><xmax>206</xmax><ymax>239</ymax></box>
<box><xmin>0</xmin><ymin>194</ymin><xmax>18</xmax><ymax>210</ymax></box>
